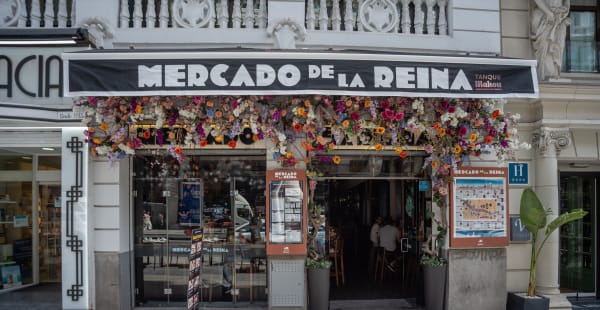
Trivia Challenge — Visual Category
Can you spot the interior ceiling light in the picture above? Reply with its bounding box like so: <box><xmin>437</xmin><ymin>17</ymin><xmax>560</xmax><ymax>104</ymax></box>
<box><xmin>569</xmin><ymin>163</ymin><xmax>591</xmax><ymax>168</ymax></box>
<box><xmin>21</xmin><ymin>156</ymin><xmax>32</xmax><ymax>160</ymax></box>
<box><xmin>41</xmin><ymin>147</ymin><xmax>55</xmax><ymax>151</ymax></box>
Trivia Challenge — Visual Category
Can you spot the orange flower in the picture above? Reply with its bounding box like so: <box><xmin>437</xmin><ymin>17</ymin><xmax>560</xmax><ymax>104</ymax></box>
<box><xmin>475</xmin><ymin>119</ymin><xmax>482</xmax><ymax>127</ymax></box>
<box><xmin>364</xmin><ymin>99</ymin><xmax>372</xmax><ymax>108</ymax></box>
<box><xmin>375</xmin><ymin>143</ymin><xmax>383</xmax><ymax>151</ymax></box>
<box><xmin>143</xmin><ymin>130</ymin><xmax>151</xmax><ymax>139</ymax></box>
<box><xmin>485</xmin><ymin>135</ymin><xmax>493</xmax><ymax>144</ymax></box>
<box><xmin>375</xmin><ymin>127</ymin><xmax>385</xmax><ymax>135</ymax></box>
<box><xmin>87</xmin><ymin>127</ymin><xmax>95</xmax><ymax>133</ymax></box>
<box><xmin>399</xmin><ymin>151</ymin><xmax>408</xmax><ymax>158</ymax></box>
<box><xmin>174</xmin><ymin>146</ymin><xmax>182</xmax><ymax>154</ymax></box>
<box><xmin>135</xmin><ymin>105</ymin><xmax>143</xmax><ymax>114</ymax></box>
<box><xmin>469</xmin><ymin>133</ymin><xmax>477</xmax><ymax>142</ymax></box>
<box><xmin>214</xmin><ymin>135</ymin><xmax>223</xmax><ymax>143</ymax></box>
<box><xmin>280</xmin><ymin>109</ymin><xmax>287</xmax><ymax>117</ymax></box>
<box><xmin>433</xmin><ymin>123</ymin><xmax>440</xmax><ymax>129</ymax></box>
<box><xmin>206</xmin><ymin>101</ymin><xmax>214</xmax><ymax>107</ymax></box>
<box><xmin>119</xmin><ymin>105</ymin><xmax>127</xmax><ymax>112</ymax></box>
<box><xmin>285</xmin><ymin>152</ymin><xmax>293</xmax><ymax>159</ymax></box>
<box><xmin>92</xmin><ymin>138</ymin><xmax>102</xmax><ymax>145</ymax></box>
<box><xmin>342</xmin><ymin>120</ymin><xmax>350</xmax><ymax>128</ymax></box>
<box><xmin>316</xmin><ymin>135</ymin><xmax>325</xmax><ymax>144</ymax></box>
<box><xmin>304</xmin><ymin>100</ymin><xmax>311</xmax><ymax>107</ymax></box>
<box><xmin>252</xmin><ymin>135</ymin><xmax>259</xmax><ymax>142</ymax></box>
<box><xmin>453</xmin><ymin>145</ymin><xmax>462</xmax><ymax>154</ymax></box>
<box><xmin>228</xmin><ymin>140</ymin><xmax>237</xmax><ymax>148</ymax></box>
<box><xmin>168</xmin><ymin>131</ymin><xmax>176</xmax><ymax>140</ymax></box>
<box><xmin>228</xmin><ymin>114</ymin><xmax>235</xmax><ymax>122</ymax></box>
<box><xmin>215</xmin><ymin>110</ymin><xmax>223</xmax><ymax>118</ymax></box>
<box><xmin>394</xmin><ymin>147</ymin><xmax>403</xmax><ymax>154</ymax></box>
<box><xmin>345</xmin><ymin>99</ymin><xmax>353</xmax><ymax>107</ymax></box>
<box><xmin>506</xmin><ymin>133</ymin><xmax>511</xmax><ymax>138</ymax></box>
<box><xmin>304</xmin><ymin>157</ymin><xmax>310</xmax><ymax>164</ymax></box>
<box><xmin>492</xmin><ymin>109</ymin><xmax>500</xmax><ymax>119</ymax></box>
<box><xmin>296</xmin><ymin>107</ymin><xmax>305</xmax><ymax>116</ymax></box>
<box><xmin>200</xmin><ymin>140</ymin><xmax>207</xmax><ymax>147</ymax></box>
<box><xmin>431</xmin><ymin>161</ymin><xmax>438</xmax><ymax>169</ymax></box>
<box><xmin>328</xmin><ymin>143</ymin><xmax>336</xmax><ymax>150</ymax></box>
<box><xmin>301</xmin><ymin>141</ymin><xmax>314</xmax><ymax>151</ymax></box>
<box><xmin>332</xmin><ymin>155</ymin><xmax>341</xmax><ymax>165</ymax></box>
<box><xmin>100</xmin><ymin>122</ymin><xmax>109</xmax><ymax>131</ymax></box>
<box><xmin>293</xmin><ymin>123</ymin><xmax>303</xmax><ymax>131</ymax></box>
<box><xmin>438</xmin><ymin>128</ymin><xmax>446</xmax><ymax>137</ymax></box>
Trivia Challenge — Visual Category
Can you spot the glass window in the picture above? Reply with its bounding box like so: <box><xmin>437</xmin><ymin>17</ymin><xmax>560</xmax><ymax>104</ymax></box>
<box><xmin>38</xmin><ymin>157</ymin><xmax>61</xmax><ymax>171</ymax></box>
<box><xmin>563</xmin><ymin>3</ymin><xmax>600</xmax><ymax>72</ymax></box>
<box><xmin>133</xmin><ymin>154</ymin><xmax>267</xmax><ymax>308</ymax></box>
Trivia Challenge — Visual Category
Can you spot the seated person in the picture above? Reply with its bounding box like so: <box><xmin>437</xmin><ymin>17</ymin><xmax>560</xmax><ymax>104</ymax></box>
<box><xmin>378</xmin><ymin>216</ymin><xmax>401</xmax><ymax>272</ymax></box>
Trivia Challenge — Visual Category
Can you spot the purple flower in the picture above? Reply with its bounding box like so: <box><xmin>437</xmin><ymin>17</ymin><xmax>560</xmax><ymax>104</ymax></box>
<box><xmin>336</xmin><ymin>100</ymin><xmax>345</xmax><ymax>113</ymax></box>
<box><xmin>156</xmin><ymin>130</ymin><xmax>164</xmax><ymax>146</ymax></box>
<box><xmin>458</xmin><ymin>126</ymin><xmax>468</xmax><ymax>136</ymax></box>
<box><xmin>501</xmin><ymin>140</ymin><xmax>509</xmax><ymax>148</ymax></box>
<box><xmin>130</xmin><ymin>98</ymin><xmax>137</xmax><ymax>111</ymax></box>
<box><xmin>87</xmin><ymin>96</ymin><xmax>99</xmax><ymax>105</ymax></box>
<box><xmin>448</xmin><ymin>106</ymin><xmax>456</xmax><ymax>113</ymax></box>
<box><xmin>272</xmin><ymin>109</ymin><xmax>281</xmax><ymax>122</ymax></box>
<box><xmin>196</xmin><ymin>123</ymin><xmax>206</xmax><ymax>138</ymax></box>
<box><xmin>168</xmin><ymin>111</ymin><xmax>179</xmax><ymax>126</ymax></box>
<box><xmin>351</xmin><ymin>112</ymin><xmax>360</xmax><ymax>121</ymax></box>
<box><xmin>130</xmin><ymin>138</ymin><xmax>143</xmax><ymax>149</ymax></box>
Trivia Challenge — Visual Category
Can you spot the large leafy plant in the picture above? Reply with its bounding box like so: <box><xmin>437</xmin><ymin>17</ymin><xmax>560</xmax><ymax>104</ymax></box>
<box><xmin>520</xmin><ymin>188</ymin><xmax>587</xmax><ymax>297</ymax></box>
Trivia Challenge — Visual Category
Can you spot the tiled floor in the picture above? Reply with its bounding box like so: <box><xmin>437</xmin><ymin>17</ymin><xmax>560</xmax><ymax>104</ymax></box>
<box><xmin>569</xmin><ymin>296</ymin><xmax>600</xmax><ymax>310</ymax></box>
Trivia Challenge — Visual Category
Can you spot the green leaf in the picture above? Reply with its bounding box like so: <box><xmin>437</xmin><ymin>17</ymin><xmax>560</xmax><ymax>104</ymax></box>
<box><xmin>545</xmin><ymin>209</ymin><xmax>588</xmax><ymax>237</ymax></box>
<box><xmin>520</xmin><ymin>188</ymin><xmax>547</xmax><ymax>233</ymax></box>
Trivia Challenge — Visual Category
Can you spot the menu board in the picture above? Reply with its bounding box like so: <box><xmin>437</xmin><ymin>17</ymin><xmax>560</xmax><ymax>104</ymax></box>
<box><xmin>269</xmin><ymin>180</ymin><xmax>303</xmax><ymax>244</ymax></box>
<box><xmin>187</xmin><ymin>228</ymin><xmax>203</xmax><ymax>310</ymax></box>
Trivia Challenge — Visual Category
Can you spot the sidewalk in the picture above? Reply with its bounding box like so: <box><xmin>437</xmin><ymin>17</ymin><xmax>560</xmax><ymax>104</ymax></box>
<box><xmin>0</xmin><ymin>283</ymin><xmax>424</xmax><ymax>310</ymax></box>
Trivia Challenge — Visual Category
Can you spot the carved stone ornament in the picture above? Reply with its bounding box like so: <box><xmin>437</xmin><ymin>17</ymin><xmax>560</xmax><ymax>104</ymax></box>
<box><xmin>173</xmin><ymin>0</ymin><xmax>215</xmax><ymax>28</ymax></box>
<box><xmin>0</xmin><ymin>0</ymin><xmax>20</xmax><ymax>27</ymax></box>
<box><xmin>82</xmin><ymin>17</ymin><xmax>115</xmax><ymax>49</ymax></box>
<box><xmin>359</xmin><ymin>0</ymin><xmax>398</xmax><ymax>33</ymax></box>
<box><xmin>532</xmin><ymin>127</ymin><xmax>571</xmax><ymax>156</ymax></box>
<box><xmin>266</xmin><ymin>18</ymin><xmax>307</xmax><ymax>49</ymax></box>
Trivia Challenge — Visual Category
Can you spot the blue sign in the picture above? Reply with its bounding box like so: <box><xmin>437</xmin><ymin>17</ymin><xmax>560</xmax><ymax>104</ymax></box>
<box><xmin>418</xmin><ymin>180</ymin><xmax>430</xmax><ymax>191</ymax></box>
<box><xmin>508</xmin><ymin>162</ymin><xmax>529</xmax><ymax>185</ymax></box>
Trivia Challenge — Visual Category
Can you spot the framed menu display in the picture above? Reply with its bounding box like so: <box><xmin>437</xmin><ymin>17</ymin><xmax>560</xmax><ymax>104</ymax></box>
<box><xmin>266</xmin><ymin>170</ymin><xmax>307</xmax><ymax>256</ymax></box>
<box><xmin>449</xmin><ymin>167</ymin><xmax>509</xmax><ymax>248</ymax></box>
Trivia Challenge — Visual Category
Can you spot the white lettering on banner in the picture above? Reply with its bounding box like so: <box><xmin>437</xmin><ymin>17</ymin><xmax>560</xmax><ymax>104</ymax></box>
<box><xmin>230</xmin><ymin>64</ymin><xmax>255</xmax><ymax>87</ymax></box>
<box><xmin>165</xmin><ymin>65</ymin><xmax>186</xmax><ymax>87</ymax></box>
<box><xmin>308</xmin><ymin>65</ymin><xmax>320</xmax><ymax>79</ymax></box>
<box><xmin>277</xmin><ymin>65</ymin><xmax>301</xmax><ymax>87</ymax></box>
<box><xmin>138</xmin><ymin>65</ymin><xmax>163</xmax><ymax>87</ymax></box>
<box><xmin>274</xmin><ymin>171</ymin><xmax>298</xmax><ymax>179</ymax></box>
<box><xmin>187</xmin><ymin>64</ymin><xmax>209</xmax><ymax>86</ymax></box>
<box><xmin>210</xmin><ymin>64</ymin><xmax>229</xmax><ymax>87</ymax></box>
<box><xmin>373</xmin><ymin>66</ymin><xmax>472</xmax><ymax>90</ymax></box>
<box><xmin>257</xmin><ymin>64</ymin><xmax>276</xmax><ymax>86</ymax></box>
<box><xmin>338</xmin><ymin>73</ymin><xmax>366</xmax><ymax>88</ymax></box>
<box><xmin>322</xmin><ymin>65</ymin><xmax>334</xmax><ymax>79</ymax></box>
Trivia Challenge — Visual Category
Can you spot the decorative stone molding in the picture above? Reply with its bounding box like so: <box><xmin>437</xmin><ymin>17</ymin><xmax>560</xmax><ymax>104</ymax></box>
<box><xmin>359</xmin><ymin>0</ymin><xmax>398</xmax><ymax>33</ymax></box>
<box><xmin>531</xmin><ymin>0</ymin><xmax>570</xmax><ymax>81</ymax></box>
<box><xmin>266</xmin><ymin>18</ymin><xmax>307</xmax><ymax>49</ymax></box>
<box><xmin>532</xmin><ymin>127</ymin><xmax>571</xmax><ymax>156</ymax></box>
<box><xmin>0</xmin><ymin>0</ymin><xmax>21</xmax><ymax>27</ymax></box>
<box><xmin>81</xmin><ymin>17</ymin><xmax>115</xmax><ymax>49</ymax></box>
<box><xmin>172</xmin><ymin>0</ymin><xmax>215</xmax><ymax>28</ymax></box>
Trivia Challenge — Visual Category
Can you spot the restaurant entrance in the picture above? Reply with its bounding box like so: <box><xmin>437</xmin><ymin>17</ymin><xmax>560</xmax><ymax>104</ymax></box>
<box><xmin>310</xmin><ymin>154</ymin><xmax>430</xmax><ymax>301</ymax></box>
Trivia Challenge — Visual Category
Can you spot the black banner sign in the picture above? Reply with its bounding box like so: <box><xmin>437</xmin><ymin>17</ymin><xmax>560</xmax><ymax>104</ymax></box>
<box><xmin>64</xmin><ymin>50</ymin><xmax>538</xmax><ymax>98</ymax></box>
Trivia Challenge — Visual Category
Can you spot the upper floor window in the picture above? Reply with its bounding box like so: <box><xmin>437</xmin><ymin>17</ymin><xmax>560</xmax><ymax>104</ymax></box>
<box><xmin>562</xmin><ymin>0</ymin><xmax>600</xmax><ymax>73</ymax></box>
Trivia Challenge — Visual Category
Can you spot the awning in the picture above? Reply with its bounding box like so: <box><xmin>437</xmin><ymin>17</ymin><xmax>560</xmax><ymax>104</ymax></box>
<box><xmin>63</xmin><ymin>49</ymin><xmax>538</xmax><ymax>99</ymax></box>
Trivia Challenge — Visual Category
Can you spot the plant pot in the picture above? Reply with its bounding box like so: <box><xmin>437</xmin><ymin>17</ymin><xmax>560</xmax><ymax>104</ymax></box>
<box><xmin>506</xmin><ymin>292</ymin><xmax>549</xmax><ymax>310</ymax></box>
<box><xmin>424</xmin><ymin>264</ymin><xmax>446</xmax><ymax>310</ymax></box>
<box><xmin>307</xmin><ymin>267</ymin><xmax>330</xmax><ymax>310</ymax></box>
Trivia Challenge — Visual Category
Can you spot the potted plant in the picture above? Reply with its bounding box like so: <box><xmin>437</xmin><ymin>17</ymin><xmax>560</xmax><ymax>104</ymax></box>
<box><xmin>420</xmin><ymin>189</ymin><xmax>448</xmax><ymax>310</ymax></box>
<box><xmin>306</xmin><ymin>179</ymin><xmax>331</xmax><ymax>310</ymax></box>
<box><xmin>507</xmin><ymin>188</ymin><xmax>587</xmax><ymax>310</ymax></box>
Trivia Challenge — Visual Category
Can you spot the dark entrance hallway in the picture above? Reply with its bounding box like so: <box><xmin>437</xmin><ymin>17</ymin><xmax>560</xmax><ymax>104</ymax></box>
<box><xmin>314</xmin><ymin>179</ymin><xmax>427</xmax><ymax>303</ymax></box>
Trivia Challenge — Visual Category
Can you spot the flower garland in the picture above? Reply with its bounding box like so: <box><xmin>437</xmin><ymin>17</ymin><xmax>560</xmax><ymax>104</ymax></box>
<box><xmin>76</xmin><ymin>94</ymin><xmax>528</xmax><ymax>262</ymax></box>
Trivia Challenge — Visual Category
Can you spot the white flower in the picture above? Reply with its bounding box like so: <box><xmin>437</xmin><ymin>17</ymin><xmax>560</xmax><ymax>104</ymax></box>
<box><xmin>118</xmin><ymin>143</ymin><xmax>135</xmax><ymax>155</ymax></box>
<box><xmin>277</xmin><ymin>132</ymin><xmax>287</xmax><ymax>142</ymax></box>
<box><xmin>96</xmin><ymin>145</ymin><xmax>110</xmax><ymax>155</ymax></box>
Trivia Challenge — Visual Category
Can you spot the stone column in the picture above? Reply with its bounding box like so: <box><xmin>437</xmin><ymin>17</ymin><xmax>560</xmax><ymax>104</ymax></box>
<box><xmin>532</xmin><ymin>127</ymin><xmax>571</xmax><ymax>307</ymax></box>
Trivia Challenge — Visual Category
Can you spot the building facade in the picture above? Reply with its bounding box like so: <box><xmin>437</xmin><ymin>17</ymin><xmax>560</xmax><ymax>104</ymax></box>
<box><xmin>0</xmin><ymin>1</ymin><xmax>599</xmax><ymax>310</ymax></box>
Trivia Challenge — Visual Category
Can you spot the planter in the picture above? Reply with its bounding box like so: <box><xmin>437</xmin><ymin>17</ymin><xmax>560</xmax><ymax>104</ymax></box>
<box><xmin>506</xmin><ymin>292</ymin><xmax>549</xmax><ymax>310</ymax></box>
<box><xmin>307</xmin><ymin>268</ymin><xmax>330</xmax><ymax>310</ymax></box>
<box><xmin>423</xmin><ymin>264</ymin><xmax>447</xmax><ymax>310</ymax></box>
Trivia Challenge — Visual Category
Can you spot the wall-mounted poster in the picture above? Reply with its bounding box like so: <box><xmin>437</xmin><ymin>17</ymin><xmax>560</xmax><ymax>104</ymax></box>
<box><xmin>450</xmin><ymin>167</ymin><xmax>509</xmax><ymax>248</ymax></box>
<box><xmin>1</xmin><ymin>264</ymin><xmax>22</xmax><ymax>288</ymax></box>
<box><xmin>179</xmin><ymin>181</ymin><xmax>202</xmax><ymax>225</ymax></box>
<box><xmin>187</xmin><ymin>228</ymin><xmax>203</xmax><ymax>310</ymax></box>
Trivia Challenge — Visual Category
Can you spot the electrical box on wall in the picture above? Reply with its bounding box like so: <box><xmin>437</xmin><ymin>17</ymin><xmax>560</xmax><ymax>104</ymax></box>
<box><xmin>265</xmin><ymin>170</ymin><xmax>307</xmax><ymax>256</ymax></box>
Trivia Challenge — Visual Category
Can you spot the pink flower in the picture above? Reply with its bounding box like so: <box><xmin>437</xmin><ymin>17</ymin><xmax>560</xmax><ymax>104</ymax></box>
<box><xmin>458</xmin><ymin>126</ymin><xmax>468</xmax><ymax>136</ymax></box>
<box><xmin>395</xmin><ymin>112</ymin><xmax>405</xmax><ymax>121</ymax></box>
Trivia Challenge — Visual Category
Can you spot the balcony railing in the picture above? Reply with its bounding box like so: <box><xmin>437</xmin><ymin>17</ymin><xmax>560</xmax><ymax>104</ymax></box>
<box><xmin>307</xmin><ymin>0</ymin><xmax>447</xmax><ymax>34</ymax></box>
<box><xmin>0</xmin><ymin>0</ymin><xmax>75</xmax><ymax>28</ymax></box>
<box><xmin>120</xmin><ymin>0</ymin><xmax>268</xmax><ymax>29</ymax></box>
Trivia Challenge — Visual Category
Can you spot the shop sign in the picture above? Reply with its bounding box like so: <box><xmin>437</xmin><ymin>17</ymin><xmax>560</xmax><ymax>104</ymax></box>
<box><xmin>1</xmin><ymin>47</ymin><xmax>83</xmax><ymax>105</ymax></box>
<box><xmin>64</xmin><ymin>50</ymin><xmax>539</xmax><ymax>98</ymax></box>
<box><xmin>508</xmin><ymin>162</ymin><xmax>529</xmax><ymax>185</ymax></box>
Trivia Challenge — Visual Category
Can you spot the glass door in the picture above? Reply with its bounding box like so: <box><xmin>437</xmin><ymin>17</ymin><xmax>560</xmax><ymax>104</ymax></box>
<box><xmin>38</xmin><ymin>184</ymin><xmax>61</xmax><ymax>283</ymax></box>
<box><xmin>559</xmin><ymin>174</ymin><xmax>597</xmax><ymax>294</ymax></box>
<box><xmin>133</xmin><ymin>154</ymin><xmax>266</xmax><ymax>307</ymax></box>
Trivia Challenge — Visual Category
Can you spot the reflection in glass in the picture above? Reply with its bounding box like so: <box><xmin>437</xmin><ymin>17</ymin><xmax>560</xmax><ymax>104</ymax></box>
<box><xmin>133</xmin><ymin>154</ymin><xmax>266</xmax><ymax>307</ymax></box>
